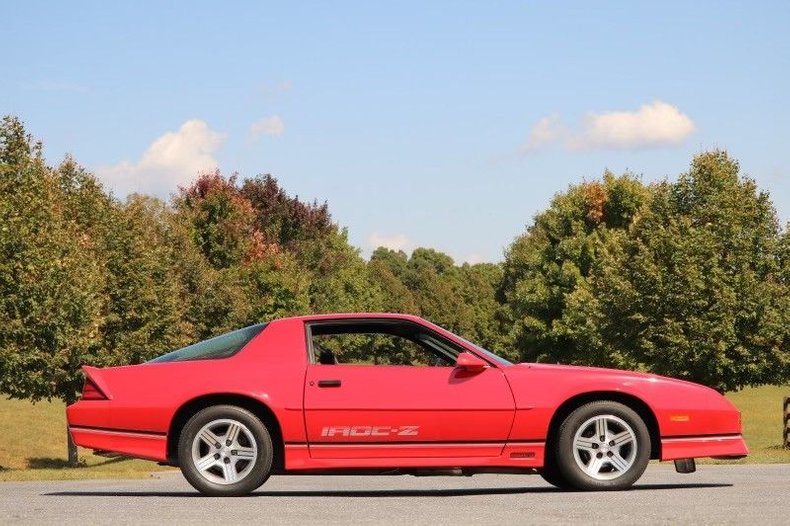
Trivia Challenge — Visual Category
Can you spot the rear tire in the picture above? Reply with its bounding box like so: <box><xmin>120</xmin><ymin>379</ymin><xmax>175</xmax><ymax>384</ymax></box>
<box><xmin>554</xmin><ymin>401</ymin><xmax>650</xmax><ymax>491</ymax></box>
<box><xmin>178</xmin><ymin>405</ymin><xmax>273</xmax><ymax>496</ymax></box>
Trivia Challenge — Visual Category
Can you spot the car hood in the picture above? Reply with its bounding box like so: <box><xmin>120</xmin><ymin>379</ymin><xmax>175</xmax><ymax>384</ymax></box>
<box><xmin>509</xmin><ymin>362</ymin><xmax>717</xmax><ymax>392</ymax></box>
<box><xmin>514</xmin><ymin>362</ymin><xmax>654</xmax><ymax>377</ymax></box>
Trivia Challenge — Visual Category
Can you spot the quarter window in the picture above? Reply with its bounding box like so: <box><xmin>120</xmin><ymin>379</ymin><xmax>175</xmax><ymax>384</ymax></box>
<box><xmin>148</xmin><ymin>323</ymin><xmax>268</xmax><ymax>363</ymax></box>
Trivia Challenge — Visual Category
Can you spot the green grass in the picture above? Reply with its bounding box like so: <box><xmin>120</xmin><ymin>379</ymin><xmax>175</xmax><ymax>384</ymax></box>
<box><xmin>721</xmin><ymin>384</ymin><xmax>790</xmax><ymax>463</ymax></box>
<box><xmin>1</xmin><ymin>385</ymin><xmax>788</xmax><ymax>481</ymax></box>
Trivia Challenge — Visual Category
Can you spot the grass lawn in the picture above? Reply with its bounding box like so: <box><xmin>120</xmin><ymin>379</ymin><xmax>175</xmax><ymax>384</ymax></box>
<box><xmin>721</xmin><ymin>384</ymin><xmax>790</xmax><ymax>463</ymax></box>
<box><xmin>1</xmin><ymin>384</ymin><xmax>788</xmax><ymax>481</ymax></box>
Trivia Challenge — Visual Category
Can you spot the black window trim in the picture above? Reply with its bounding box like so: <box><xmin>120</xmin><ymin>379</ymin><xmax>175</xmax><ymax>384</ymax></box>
<box><xmin>304</xmin><ymin>318</ymin><xmax>478</xmax><ymax>367</ymax></box>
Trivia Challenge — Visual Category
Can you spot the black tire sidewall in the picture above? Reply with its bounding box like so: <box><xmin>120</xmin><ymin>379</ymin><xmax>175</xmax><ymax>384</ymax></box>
<box><xmin>178</xmin><ymin>405</ymin><xmax>273</xmax><ymax>496</ymax></box>
<box><xmin>555</xmin><ymin>401</ymin><xmax>650</xmax><ymax>491</ymax></box>
<box><xmin>538</xmin><ymin>461</ymin><xmax>571</xmax><ymax>490</ymax></box>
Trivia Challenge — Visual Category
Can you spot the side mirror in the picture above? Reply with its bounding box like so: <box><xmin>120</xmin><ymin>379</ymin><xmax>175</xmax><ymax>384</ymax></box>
<box><xmin>455</xmin><ymin>352</ymin><xmax>487</xmax><ymax>372</ymax></box>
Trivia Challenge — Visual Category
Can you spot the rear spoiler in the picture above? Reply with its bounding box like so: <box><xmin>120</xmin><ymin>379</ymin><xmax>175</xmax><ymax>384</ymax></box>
<box><xmin>82</xmin><ymin>366</ymin><xmax>113</xmax><ymax>400</ymax></box>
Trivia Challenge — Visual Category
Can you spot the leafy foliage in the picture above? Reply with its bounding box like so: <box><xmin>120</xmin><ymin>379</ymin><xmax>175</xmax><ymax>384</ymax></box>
<box><xmin>0</xmin><ymin>117</ymin><xmax>105</xmax><ymax>404</ymax></box>
<box><xmin>367</xmin><ymin>247</ymin><xmax>509</xmax><ymax>357</ymax></box>
<box><xmin>500</xmin><ymin>153</ymin><xmax>789</xmax><ymax>391</ymax></box>
<box><xmin>582</xmin><ymin>152</ymin><xmax>789</xmax><ymax>391</ymax></box>
<box><xmin>499</xmin><ymin>172</ymin><xmax>650</xmax><ymax>364</ymax></box>
<box><xmin>99</xmin><ymin>195</ymin><xmax>193</xmax><ymax>364</ymax></box>
<box><xmin>1</xmin><ymin>115</ymin><xmax>788</xmax><ymax>425</ymax></box>
<box><xmin>175</xmin><ymin>171</ymin><xmax>260</xmax><ymax>269</ymax></box>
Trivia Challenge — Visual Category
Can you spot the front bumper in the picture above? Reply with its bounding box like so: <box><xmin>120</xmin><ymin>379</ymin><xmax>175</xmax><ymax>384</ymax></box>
<box><xmin>660</xmin><ymin>434</ymin><xmax>748</xmax><ymax>461</ymax></box>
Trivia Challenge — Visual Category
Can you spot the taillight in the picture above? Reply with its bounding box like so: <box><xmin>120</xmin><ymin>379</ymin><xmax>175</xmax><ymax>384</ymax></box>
<box><xmin>81</xmin><ymin>378</ymin><xmax>108</xmax><ymax>400</ymax></box>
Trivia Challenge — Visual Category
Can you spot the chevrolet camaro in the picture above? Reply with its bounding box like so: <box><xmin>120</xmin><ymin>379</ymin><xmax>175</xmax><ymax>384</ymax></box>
<box><xmin>67</xmin><ymin>313</ymin><xmax>747</xmax><ymax>496</ymax></box>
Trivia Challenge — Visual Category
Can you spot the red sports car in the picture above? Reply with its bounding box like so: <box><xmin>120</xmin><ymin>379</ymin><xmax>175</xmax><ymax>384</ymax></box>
<box><xmin>67</xmin><ymin>313</ymin><xmax>747</xmax><ymax>496</ymax></box>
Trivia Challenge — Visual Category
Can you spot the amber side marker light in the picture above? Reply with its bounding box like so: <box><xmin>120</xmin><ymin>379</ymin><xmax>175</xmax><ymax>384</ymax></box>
<box><xmin>81</xmin><ymin>378</ymin><xmax>108</xmax><ymax>400</ymax></box>
<box><xmin>669</xmin><ymin>415</ymin><xmax>690</xmax><ymax>422</ymax></box>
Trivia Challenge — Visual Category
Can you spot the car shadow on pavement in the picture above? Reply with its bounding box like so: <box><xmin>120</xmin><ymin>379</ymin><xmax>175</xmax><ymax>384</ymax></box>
<box><xmin>45</xmin><ymin>483</ymin><xmax>731</xmax><ymax>498</ymax></box>
<box><xmin>26</xmin><ymin>456</ymin><xmax>130</xmax><ymax>469</ymax></box>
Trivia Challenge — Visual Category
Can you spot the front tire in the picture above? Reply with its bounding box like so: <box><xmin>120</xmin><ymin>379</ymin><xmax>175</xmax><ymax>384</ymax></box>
<box><xmin>537</xmin><ymin>458</ymin><xmax>571</xmax><ymax>490</ymax></box>
<box><xmin>554</xmin><ymin>401</ymin><xmax>650</xmax><ymax>491</ymax></box>
<box><xmin>178</xmin><ymin>405</ymin><xmax>273</xmax><ymax>496</ymax></box>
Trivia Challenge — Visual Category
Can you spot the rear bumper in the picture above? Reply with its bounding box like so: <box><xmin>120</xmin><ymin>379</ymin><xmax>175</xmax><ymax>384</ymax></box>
<box><xmin>660</xmin><ymin>434</ymin><xmax>748</xmax><ymax>461</ymax></box>
<box><xmin>69</xmin><ymin>426</ymin><xmax>168</xmax><ymax>462</ymax></box>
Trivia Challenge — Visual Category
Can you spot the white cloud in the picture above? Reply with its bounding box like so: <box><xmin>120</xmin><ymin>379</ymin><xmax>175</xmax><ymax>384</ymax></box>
<box><xmin>577</xmin><ymin>101</ymin><xmax>695</xmax><ymax>149</ymax></box>
<box><xmin>96</xmin><ymin>119</ymin><xmax>223</xmax><ymax>197</ymax></box>
<box><xmin>249</xmin><ymin>115</ymin><xmax>285</xmax><ymax>140</ymax></box>
<box><xmin>521</xmin><ymin>113</ymin><xmax>565</xmax><ymax>153</ymax></box>
<box><xmin>367</xmin><ymin>232</ymin><xmax>413</xmax><ymax>253</ymax></box>
<box><xmin>522</xmin><ymin>101</ymin><xmax>695</xmax><ymax>152</ymax></box>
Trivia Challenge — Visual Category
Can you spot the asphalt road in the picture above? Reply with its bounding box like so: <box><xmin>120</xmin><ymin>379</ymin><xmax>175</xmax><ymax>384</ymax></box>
<box><xmin>1</xmin><ymin>464</ymin><xmax>788</xmax><ymax>525</ymax></box>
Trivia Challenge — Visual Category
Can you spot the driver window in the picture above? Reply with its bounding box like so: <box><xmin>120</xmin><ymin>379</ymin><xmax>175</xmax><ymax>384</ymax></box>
<box><xmin>309</xmin><ymin>322</ymin><xmax>458</xmax><ymax>367</ymax></box>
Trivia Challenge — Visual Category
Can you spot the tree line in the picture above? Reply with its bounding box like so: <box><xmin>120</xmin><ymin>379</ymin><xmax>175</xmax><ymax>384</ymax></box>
<box><xmin>1</xmin><ymin>115</ymin><xmax>788</xmax><ymax>419</ymax></box>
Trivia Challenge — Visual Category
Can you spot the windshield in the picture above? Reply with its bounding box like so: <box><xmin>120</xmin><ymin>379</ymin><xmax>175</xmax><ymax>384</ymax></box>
<box><xmin>416</xmin><ymin>317</ymin><xmax>514</xmax><ymax>367</ymax></box>
<box><xmin>455</xmin><ymin>335</ymin><xmax>513</xmax><ymax>367</ymax></box>
<box><xmin>148</xmin><ymin>323</ymin><xmax>268</xmax><ymax>363</ymax></box>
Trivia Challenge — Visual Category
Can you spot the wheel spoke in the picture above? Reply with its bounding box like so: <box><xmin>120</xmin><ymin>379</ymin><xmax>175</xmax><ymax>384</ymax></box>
<box><xmin>195</xmin><ymin>454</ymin><xmax>217</xmax><ymax>472</ymax></box>
<box><xmin>585</xmin><ymin>456</ymin><xmax>605</xmax><ymax>476</ymax></box>
<box><xmin>225</xmin><ymin>423</ymin><xmax>241</xmax><ymax>445</ymax></box>
<box><xmin>235</xmin><ymin>446</ymin><xmax>256</xmax><ymax>459</ymax></box>
<box><xmin>198</xmin><ymin>428</ymin><xmax>221</xmax><ymax>447</ymax></box>
<box><xmin>609</xmin><ymin>452</ymin><xmax>632</xmax><ymax>472</ymax></box>
<box><xmin>611</xmin><ymin>430</ymin><xmax>634</xmax><ymax>446</ymax></box>
<box><xmin>574</xmin><ymin>437</ymin><xmax>597</xmax><ymax>452</ymax></box>
<box><xmin>594</xmin><ymin>417</ymin><xmax>608</xmax><ymax>440</ymax></box>
<box><xmin>222</xmin><ymin>461</ymin><xmax>239</xmax><ymax>483</ymax></box>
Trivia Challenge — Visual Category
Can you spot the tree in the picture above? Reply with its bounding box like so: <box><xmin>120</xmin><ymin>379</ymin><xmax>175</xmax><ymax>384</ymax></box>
<box><xmin>458</xmin><ymin>262</ymin><xmax>512</xmax><ymax>359</ymax></box>
<box><xmin>403</xmin><ymin>248</ymin><xmax>473</xmax><ymax>333</ymax></box>
<box><xmin>100</xmin><ymin>195</ymin><xmax>194</xmax><ymax>365</ymax></box>
<box><xmin>175</xmin><ymin>171</ymin><xmax>259</xmax><ymax>269</ymax></box>
<box><xmin>240</xmin><ymin>174</ymin><xmax>334</xmax><ymax>250</ymax></box>
<box><xmin>0</xmin><ymin>117</ymin><xmax>107</xmax><ymax>465</ymax></box>
<box><xmin>499</xmin><ymin>172</ymin><xmax>650</xmax><ymax>364</ymax></box>
<box><xmin>583</xmin><ymin>151</ymin><xmax>789</xmax><ymax>391</ymax></box>
<box><xmin>368</xmin><ymin>248</ymin><xmax>418</xmax><ymax>314</ymax></box>
<box><xmin>175</xmin><ymin>172</ymin><xmax>313</xmax><ymax>327</ymax></box>
<box><xmin>368</xmin><ymin>247</ymin><xmax>508</xmax><ymax>355</ymax></box>
<box><xmin>240</xmin><ymin>174</ymin><xmax>377</xmax><ymax>314</ymax></box>
<box><xmin>242</xmin><ymin>246</ymin><xmax>311</xmax><ymax>324</ymax></box>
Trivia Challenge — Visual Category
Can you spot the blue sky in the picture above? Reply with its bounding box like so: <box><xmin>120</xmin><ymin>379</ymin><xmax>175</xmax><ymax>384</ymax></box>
<box><xmin>3</xmin><ymin>1</ymin><xmax>789</xmax><ymax>263</ymax></box>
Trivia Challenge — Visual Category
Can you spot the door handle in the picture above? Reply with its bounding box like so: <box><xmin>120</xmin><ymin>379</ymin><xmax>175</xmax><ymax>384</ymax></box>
<box><xmin>317</xmin><ymin>379</ymin><xmax>342</xmax><ymax>388</ymax></box>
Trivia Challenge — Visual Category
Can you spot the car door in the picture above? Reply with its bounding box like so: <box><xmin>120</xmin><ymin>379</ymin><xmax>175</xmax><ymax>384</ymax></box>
<box><xmin>302</xmin><ymin>319</ymin><xmax>516</xmax><ymax>459</ymax></box>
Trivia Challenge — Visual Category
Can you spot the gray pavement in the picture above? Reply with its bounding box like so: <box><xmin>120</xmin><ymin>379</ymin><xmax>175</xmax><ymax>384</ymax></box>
<box><xmin>1</xmin><ymin>463</ymin><xmax>788</xmax><ymax>525</ymax></box>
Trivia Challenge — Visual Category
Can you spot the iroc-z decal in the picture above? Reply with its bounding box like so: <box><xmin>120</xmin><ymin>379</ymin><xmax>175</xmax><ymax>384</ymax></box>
<box><xmin>320</xmin><ymin>425</ymin><xmax>420</xmax><ymax>437</ymax></box>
